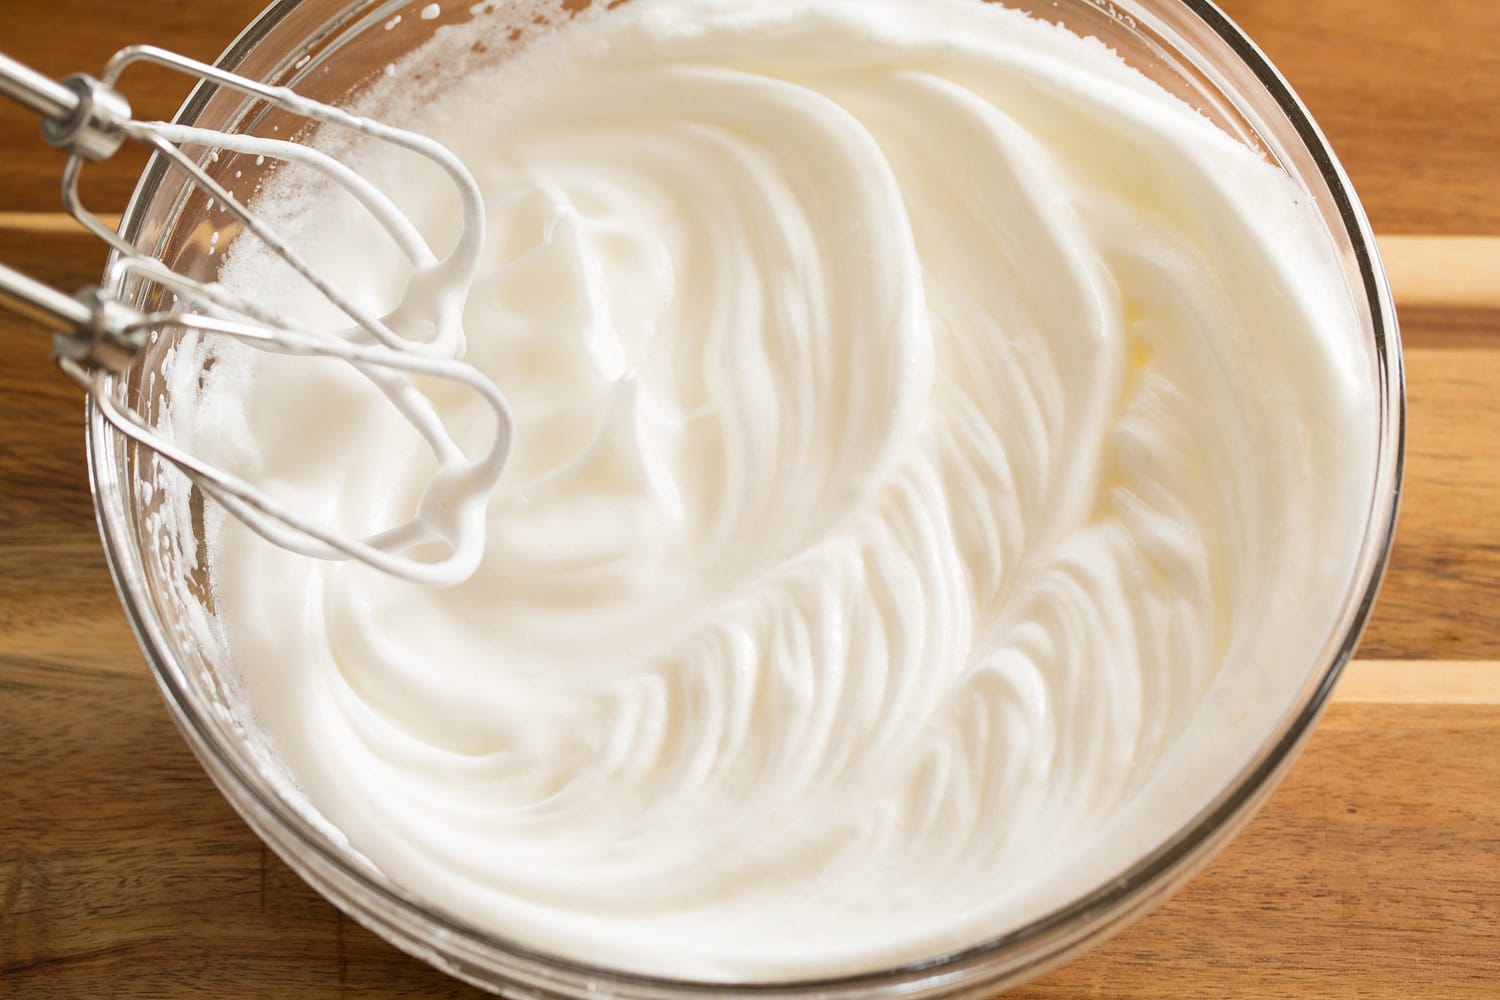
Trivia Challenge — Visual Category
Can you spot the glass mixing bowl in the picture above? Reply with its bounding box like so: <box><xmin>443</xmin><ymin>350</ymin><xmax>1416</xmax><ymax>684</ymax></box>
<box><xmin>89</xmin><ymin>0</ymin><xmax>1404</xmax><ymax>995</ymax></box>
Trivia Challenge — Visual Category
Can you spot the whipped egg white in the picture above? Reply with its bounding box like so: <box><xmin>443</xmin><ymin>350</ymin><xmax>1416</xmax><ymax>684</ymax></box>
<box><xmin>180</xmin><ymin>0</ymin><xmax>1376</xmax><ymax>980</ymax></box>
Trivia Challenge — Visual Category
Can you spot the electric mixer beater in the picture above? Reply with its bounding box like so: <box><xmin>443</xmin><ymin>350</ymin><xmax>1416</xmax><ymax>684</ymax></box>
<box><xmin>0</xmin><ymin>45</ymin><xmax>513</xmax><ymax>586</ymax></box>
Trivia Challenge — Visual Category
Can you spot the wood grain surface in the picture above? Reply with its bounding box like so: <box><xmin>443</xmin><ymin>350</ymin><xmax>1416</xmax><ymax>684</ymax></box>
<box><xmin>2</xmin><ymin>1</ymin><xmax>1498</xmax><ymax>997</ymax></box>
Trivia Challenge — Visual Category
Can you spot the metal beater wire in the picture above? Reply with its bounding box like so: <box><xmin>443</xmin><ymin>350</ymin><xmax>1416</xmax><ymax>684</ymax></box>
<box><xmin>0</xmin><ymin>44</ymin><xmax>511</xmax><ymax>586</ymax></box>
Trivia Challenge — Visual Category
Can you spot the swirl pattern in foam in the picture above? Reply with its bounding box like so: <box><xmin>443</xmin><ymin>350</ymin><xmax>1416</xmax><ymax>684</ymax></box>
<box><xmin>188</xmin><ymin>0</ymin><xmax>1376</xmax><ymax>981</ymax></box>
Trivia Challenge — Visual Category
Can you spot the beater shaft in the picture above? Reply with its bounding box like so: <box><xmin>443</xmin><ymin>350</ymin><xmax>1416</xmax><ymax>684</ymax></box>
<box><xmin>0</xmin><ymin>51</ymin><xmax>76</xmax><ymax>120</ymax></box>
<box><xmin>0</xmin><ymin>50</ymin><xmax>130</xmax><ymax>161</ymax></box>
<box><xmin>0</xmin><ymin>261</ymin><xmax>94</xmax><ymax>331</ymax></box>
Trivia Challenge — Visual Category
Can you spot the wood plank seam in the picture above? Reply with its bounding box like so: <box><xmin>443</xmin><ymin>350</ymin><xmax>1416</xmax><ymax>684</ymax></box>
<box><xmin>3</xmin><ymin>216</ymin><xmax>1497</xmax><ymax>307</ymax></box>
<box><xmin>1334</xmin><ymin>660</ymin><xmax>1500</xmax><ymax>705</ymax></box>
<box><xmin>0</xmin><ymin>211</ymin><xmax>122</xmax><ymax>233</ymax></box>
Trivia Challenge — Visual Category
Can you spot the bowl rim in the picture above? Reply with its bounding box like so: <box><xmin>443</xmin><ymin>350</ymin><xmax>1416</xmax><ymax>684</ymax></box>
<box><xmin>85</xmin><ymin>0</ymin><xmax>1406</xmax><ymax>992</ymax></box>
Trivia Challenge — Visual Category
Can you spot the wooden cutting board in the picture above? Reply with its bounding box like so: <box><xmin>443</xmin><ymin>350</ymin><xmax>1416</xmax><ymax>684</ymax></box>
<box><xmin>2</xmin><ymin>1</ymin><xmax>1497</xmax><ymax>996</ymax></box>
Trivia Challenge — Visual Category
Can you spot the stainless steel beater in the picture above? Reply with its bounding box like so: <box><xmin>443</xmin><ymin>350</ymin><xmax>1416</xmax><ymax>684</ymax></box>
<box><xmin>0</xmin><ymin>46</ymin><xmax>512</xmax><ymax>586</ymax></box>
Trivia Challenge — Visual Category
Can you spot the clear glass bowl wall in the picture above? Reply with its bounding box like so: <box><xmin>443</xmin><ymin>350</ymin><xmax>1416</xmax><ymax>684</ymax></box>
<box><xmin>90</xmin><ymin>0</ymin><xmax>1404</xmax><ymax>996</ymax></box>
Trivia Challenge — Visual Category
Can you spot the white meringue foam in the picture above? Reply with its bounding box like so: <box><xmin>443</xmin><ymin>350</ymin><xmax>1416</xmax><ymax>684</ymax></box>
<box><xmin>179</xmin><ymin>0</ymin><xmax>1377</xmax><ymax>981</ymax></box>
